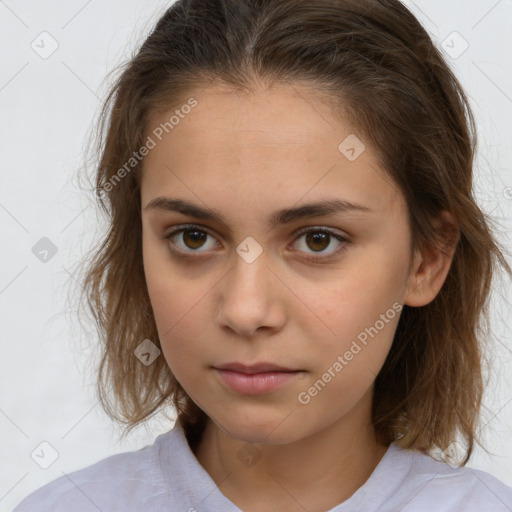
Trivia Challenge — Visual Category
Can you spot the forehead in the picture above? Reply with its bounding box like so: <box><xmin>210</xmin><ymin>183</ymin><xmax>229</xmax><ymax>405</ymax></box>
<box><xmin>141</xmin><ymin>83</ymin><xmax>404</xmax><ymax>219</ymax></box>
<box><xmin>147</xmin><ymin>83</ymin><xmax>356</xmax><ymax>152</ymax></box>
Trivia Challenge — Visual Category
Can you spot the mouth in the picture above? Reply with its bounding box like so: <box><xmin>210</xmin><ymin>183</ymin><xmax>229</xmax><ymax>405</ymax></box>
<box><xmin>212</xmin><ymin>362</ymin><xmax>305</xmax><ymax>395</ymax></box>
<box><xmin>213</xmin><ymin>361</ymin><xmax>301</xmax><ymax>374</ymax></box>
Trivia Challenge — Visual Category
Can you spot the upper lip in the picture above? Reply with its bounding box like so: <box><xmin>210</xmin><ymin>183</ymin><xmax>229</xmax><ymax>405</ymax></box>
<box><xmin>214</xmin><ymin>362</ymin><xmax>300</xmax><ymax>374</ymax></box>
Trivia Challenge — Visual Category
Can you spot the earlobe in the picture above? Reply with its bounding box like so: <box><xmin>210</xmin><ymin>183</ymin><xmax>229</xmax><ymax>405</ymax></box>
<box><xmin>404</xmin><ymin>211</ymin><xmax>459</xmax><ymax>308</ymax></box>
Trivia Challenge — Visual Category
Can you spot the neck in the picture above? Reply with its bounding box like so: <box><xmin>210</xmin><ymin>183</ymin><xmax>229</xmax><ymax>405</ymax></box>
<box><xmin>193</xmin><ymin>400</ymin><xmax>388</xmax><ymax>512</ymax></box>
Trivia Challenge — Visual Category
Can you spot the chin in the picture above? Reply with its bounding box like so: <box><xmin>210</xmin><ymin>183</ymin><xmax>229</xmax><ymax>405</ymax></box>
<box><xmin>212</xmin><ymin>410</ymin><xmax>303</xmax><ymax>446</ymax></box>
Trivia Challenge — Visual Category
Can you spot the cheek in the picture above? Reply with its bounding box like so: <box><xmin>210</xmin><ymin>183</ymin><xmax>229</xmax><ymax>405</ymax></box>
<box><xmin>296</xmin><ymin>281</ymin><xmax>401</xmax><ymax>417</ymax></box>
<box><xmin>143</xmin><ymin>234</ymin><xmax>194</xmax><ymax>329</ymax></box>
<box><xmin>142</xmin><ymin>242</ymin><xmax>204</xmax><ymax>369</ymax></box>
<box><xmin>146</xmin><ymin>280</ymin><xmax>204</xmax><ymax>363</ymax></box>
<box><xmin>301</xmin><ymin>256</ymin><xmax>404</xmax><ymax>367</ymax></box>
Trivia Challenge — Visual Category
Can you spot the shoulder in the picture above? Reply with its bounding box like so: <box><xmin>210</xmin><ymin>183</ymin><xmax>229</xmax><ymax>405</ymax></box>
<box><xmin>382</xmin><ymin>444</ymin><xmax>512</xmax><ymax>512</ymax></box>
<box><xmin>12</xmin><ymin>432</ymin><xmax>172</xmax><ymax>512</ymax></box>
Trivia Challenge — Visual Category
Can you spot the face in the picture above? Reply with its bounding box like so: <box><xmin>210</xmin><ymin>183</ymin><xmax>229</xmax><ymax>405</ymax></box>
<box><xmin>140</xmin><ymin>83</ymin><xmax>418</xmax><ymax>445</ymax></box>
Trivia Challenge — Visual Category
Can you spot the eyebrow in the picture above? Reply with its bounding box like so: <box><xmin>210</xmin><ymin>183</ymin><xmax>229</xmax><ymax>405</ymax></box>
<box><xmin>144</xmin><ymin>197</ymin><xmax>373</xmax><ymax>227</ymax></box>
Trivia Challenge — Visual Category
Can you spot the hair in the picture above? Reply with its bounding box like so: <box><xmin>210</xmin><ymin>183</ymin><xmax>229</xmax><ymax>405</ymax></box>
<box><xmin>74</xmin><ymin>0</ymin><xmax>512</xmax><ymax>464</ymax></box>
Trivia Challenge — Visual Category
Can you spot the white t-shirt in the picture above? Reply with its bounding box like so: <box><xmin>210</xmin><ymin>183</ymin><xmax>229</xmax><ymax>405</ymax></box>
<box><xmin>12</xmin><ymin>419</ymin><xmax>512</xmax><ymax>511</ymax></box>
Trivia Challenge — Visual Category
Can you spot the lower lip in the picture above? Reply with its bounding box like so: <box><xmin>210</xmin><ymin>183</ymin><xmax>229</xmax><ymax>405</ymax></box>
<box><xmin>214</xmin><ymin>369</ymin><xmax>303</xmax><ymax>395</ymax></box>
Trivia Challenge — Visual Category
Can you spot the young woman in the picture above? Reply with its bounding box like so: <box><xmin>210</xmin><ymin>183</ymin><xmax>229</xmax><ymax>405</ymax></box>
<box><xmin>14</xmin><ymin>0</ymin><xmax>512</xmax><ymax>510</ymax></box>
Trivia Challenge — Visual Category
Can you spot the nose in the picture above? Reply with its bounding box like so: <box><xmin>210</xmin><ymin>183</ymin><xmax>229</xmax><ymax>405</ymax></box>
<box><xmin>215</xmin><ymin>251</ymin><xmax>286</xmax><ymax>338</ymax></box>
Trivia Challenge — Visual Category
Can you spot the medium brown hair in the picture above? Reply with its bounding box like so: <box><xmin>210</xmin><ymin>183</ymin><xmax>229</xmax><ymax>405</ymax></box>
<box><xmin>74</xmin><ymin>0</ymin><xmax>511</xmax><ymax>463</ymax></box>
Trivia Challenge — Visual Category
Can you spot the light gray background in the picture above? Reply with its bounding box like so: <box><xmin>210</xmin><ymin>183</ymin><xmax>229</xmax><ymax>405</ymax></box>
<box><xmin>1</xmin><ymin>1</ymin><xmax>511</xmax><ymax>510</ymax></box>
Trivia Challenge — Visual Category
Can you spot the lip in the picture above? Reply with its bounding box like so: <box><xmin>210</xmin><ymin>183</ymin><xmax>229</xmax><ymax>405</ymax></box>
<box><xmin>214</xmin><ymin>362</ymin><xmax>299</xmax><ymax>374</ymax></box>
<box><xmin>213</xmin><ymin>362</ymin><xmax>304</xmax><ymax>395</ymax></box>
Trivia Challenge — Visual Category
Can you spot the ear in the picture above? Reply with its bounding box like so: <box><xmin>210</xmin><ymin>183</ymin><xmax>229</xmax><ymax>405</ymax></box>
<box><xmin>404</xmin><ymin>210</ymin><xmax>459</xmax><ymax>307</ymax></box>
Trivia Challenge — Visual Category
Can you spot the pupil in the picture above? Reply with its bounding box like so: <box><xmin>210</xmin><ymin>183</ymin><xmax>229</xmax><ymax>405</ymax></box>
<box><xmin>307</xmin><ymin>232</ymin><xmax>329</xmax><ymax>252</ymax></box>
<box><xmin>184</xmin><ymin>230</ymin><xmax>206</xmax><ymax>249</ymax></box>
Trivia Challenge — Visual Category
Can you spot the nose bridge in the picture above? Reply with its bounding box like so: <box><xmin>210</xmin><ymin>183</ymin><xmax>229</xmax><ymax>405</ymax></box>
<box><xmin>217</xmin><ymin>241</ymin><xmax>284</xmax><ymax>335</ymax></box>
<box><xmin>228</xmin><ymin>242</ymin><xmax>271</xmax><ymax>304</ymax></box>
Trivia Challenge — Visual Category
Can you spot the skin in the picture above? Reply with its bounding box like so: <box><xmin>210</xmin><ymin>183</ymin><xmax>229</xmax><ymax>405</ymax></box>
<box><xmin>140</xmin><ymin>82</ymin><xmax>456</xmax><ymax>512</ymax></box>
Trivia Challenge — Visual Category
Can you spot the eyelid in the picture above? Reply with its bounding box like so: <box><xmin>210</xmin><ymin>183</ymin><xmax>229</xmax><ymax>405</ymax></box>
<box><xmin>162</xmin><ymin>223</ymin><xmax>350</xmax><ymax>261</ymax></box>
<box><xmin>163</xmin><ymin>223</ymin><xmax>220</xmax><ymax>256</ymax></box>
<box><xmin>290</xmin><ymin>225</ymin><xmax>350</xmax><ymax>261</ymax></box>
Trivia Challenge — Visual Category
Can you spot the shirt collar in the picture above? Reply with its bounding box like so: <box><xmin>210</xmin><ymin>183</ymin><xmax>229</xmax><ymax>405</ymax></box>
<box><xmin>157</xmin><ymin>419</ymin><xmax>405</xmax><ymax>512</ymax></box>
<box><xmin>158</xmin><ymin>419</ymin><xmax>242</xmax><ymax>511</ymax></box>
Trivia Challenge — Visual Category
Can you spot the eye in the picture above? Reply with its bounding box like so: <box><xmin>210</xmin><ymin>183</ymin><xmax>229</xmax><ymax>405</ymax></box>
<box><xmin>291</xmin><ymin>226</ymin><xmax>349</xmax><ymax>262</ymax></box>
<box><xmin>163</xmin><ymin>224</ymin><xmax>220</xmax><ymax>256</ymax></box>
<box><xmin>162</xmin><ymin>224</ymin><xmax>350</xmax><ymax>262</ymax></box>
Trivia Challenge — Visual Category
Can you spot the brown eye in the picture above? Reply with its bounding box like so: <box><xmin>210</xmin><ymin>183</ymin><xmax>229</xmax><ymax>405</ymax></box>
<box><xmin>304</xmin><ymin>231</ymin><xmax>330</xmax><ymax>252</ymax></box>
<box><xmin>163</xmin><ymin>224</ymin><xmax>349</xmax><ymax>262</ymax></box>
<box><xmin>181</xmin><ymin>228</ymin><xmax>208</xmax><ymax>250</ymax></box>
<box><xmin>163</xmin><ymin>225</ymin><xmax>219</xmax><ymax>254</ymax></box>
<box><xmin>292</xmin><ymin>227</ymin><xmax>349</xmax><ymax>262</ymax></box>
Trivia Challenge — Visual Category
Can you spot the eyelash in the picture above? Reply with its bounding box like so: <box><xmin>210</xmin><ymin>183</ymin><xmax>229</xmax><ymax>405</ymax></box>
<box><xmin>162</xmin><ymin>224</ymin><xmax>350</xmax><ymax>263</ymax></box>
